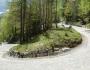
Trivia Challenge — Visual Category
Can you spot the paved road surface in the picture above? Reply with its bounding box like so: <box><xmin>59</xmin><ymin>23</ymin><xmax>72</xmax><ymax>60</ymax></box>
<box><xmin>0</xmin><ymin>26</ymin><xmax>90</xmax><ymax>70</ymax></box>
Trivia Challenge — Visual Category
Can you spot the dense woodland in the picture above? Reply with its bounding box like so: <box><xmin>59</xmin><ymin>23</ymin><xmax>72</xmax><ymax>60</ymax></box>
<box><xmin>0</xmin><ymin>0</ymin><xmax>90</xmax><ymax>44</ymax></box>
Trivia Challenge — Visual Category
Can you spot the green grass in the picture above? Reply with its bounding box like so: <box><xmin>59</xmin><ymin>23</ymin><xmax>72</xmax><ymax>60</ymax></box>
<box><xmin>10</xmin><ymin>27</ymin><xmax>82</xmax><ymax>54</ymax></box>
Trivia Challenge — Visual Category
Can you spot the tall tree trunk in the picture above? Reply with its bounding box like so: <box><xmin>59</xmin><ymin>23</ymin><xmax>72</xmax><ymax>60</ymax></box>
<box><xmin>20</xmin><ymin>0</ymin><xmax>26</xmax><ymax>44</ymax></box>
<box><xmin>55</xmin><ymin>0</ymin><xmax>58</xmax><ymax>28</ymax></box>
<box><xmin>20</xmin><ymin>0</ymin><xmax>23</xmax><ymax>44</ymax></box>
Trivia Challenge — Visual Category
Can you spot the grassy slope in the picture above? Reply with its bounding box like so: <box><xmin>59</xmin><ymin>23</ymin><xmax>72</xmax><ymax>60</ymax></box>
<box><xmin>10</xmin><ymin>27</ymin><xmax>82</xmax><ymax>53</ymax></box>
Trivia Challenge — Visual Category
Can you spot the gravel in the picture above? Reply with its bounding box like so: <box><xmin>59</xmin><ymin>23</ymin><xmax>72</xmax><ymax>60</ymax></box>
<box><xmin>0</xmin><ymin>26</ymin><xmax>90</xmax><ymax>70</ymax></box>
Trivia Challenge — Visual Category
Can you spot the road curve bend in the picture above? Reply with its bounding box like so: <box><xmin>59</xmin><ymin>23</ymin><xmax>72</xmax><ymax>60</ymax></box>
<box><xmin>0</xmin><ymin>26</ymin><xmax>90</xmax><ymax>70</ymax></box>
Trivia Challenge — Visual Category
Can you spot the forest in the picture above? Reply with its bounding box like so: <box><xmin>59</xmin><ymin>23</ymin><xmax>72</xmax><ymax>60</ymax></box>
<box><xmin>0</xmin><ymin>0</ymin><xmax>90</xmax><ymax>58</ymax></box>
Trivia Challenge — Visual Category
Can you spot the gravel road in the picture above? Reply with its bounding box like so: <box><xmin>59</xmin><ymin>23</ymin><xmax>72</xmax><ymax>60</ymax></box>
<box><xmin>0</xmin><ymin>26</ymin><xmax>90</xmax><ymax>70</ymax></box>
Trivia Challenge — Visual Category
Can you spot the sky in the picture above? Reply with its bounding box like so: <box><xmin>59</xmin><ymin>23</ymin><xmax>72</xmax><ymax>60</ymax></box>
<box><xmin>0</xmin><ymin>0</ymin><xmax>8</xmax><ymax>12</ymax></box>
